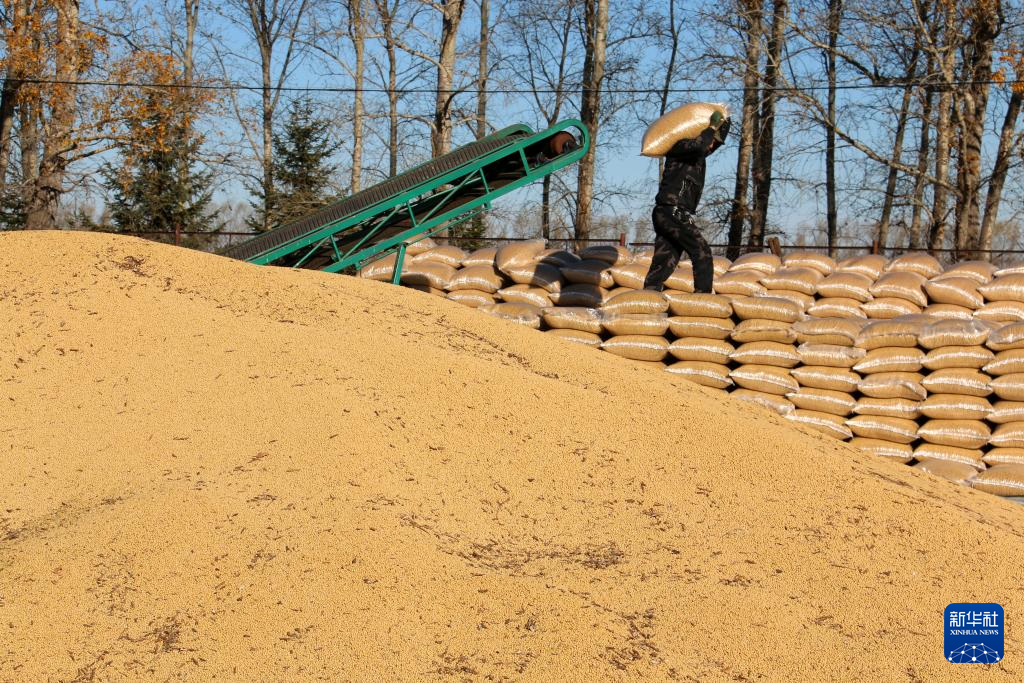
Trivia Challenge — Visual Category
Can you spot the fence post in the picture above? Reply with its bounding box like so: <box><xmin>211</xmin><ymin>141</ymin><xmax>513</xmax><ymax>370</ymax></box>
<box><xmin>618</xmin><ymin>232</ymin><xmax>626</xmax><ymax>247</ymax></box>
<box><xmin>767</xmin><ymin>237</ymin><xmax>782</xmax><ymax>257</ymax></box>
<box><xmin>871</xmin><ymin>239</ymin><xmax>879</xmax><ymax>255</ymax></box>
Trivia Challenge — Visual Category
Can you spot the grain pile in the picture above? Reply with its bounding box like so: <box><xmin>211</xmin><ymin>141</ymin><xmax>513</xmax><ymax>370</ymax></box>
<box><xmin>381</xmin><ymin>241</ymin><xmax>1024</xmax><ymax>496</ymax></box>
<box><xmin>3</xmin><ymin>231</ymin><xmax>1024</xmax><ymax>681</ymax></box>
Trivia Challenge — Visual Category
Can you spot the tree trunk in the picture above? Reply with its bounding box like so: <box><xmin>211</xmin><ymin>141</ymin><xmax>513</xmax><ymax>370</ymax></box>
<box><xmin>878</xmin><ymin>42</ymin><xmax>919</xmax><ymax>250</ymax></box>
<box><xmin>928</xmin><ymin>4</ymin><xmax>956</xmax><ymax>254</ymax></box>
<box><xmin>469</xmin><ymin>0</ymin><xmax>489</xmax><ymax>239</ymax></box>
<box><xmin>749</xmin><ymin>0</ymin><xmax>786</xmax><ymax>249</ymax></box>
<box><xmin>575</xmin><ymin>0</ymin><xmax>608</xmax><ymax>245</ymax></box>
<box><xmin>348</xmin><ymin>0</ymin><xmax>365</xmax><ymax>193</ymax></box>
<box><xmin>20</xmin><ymin>98</ymin><xmax>39</xmax><ymax>194</ymax></box>
<box><xmin>260</xmin><ymin>49</ymin><xmax>274</xmax><ymax>231</ymax></box>
<box><xmin>728</xmin><ymin>0</ymin><xmax>761</xmax><ymax>259</ymax></box>
<box><xmin>431</xmin><ymin>0</ymin><xmax>465</xmax><ymax>157</ymax></box>
<box><xmin>657</xmin><ymin>0</ymin><xmax>681</xmax><ymax>180</ymax></box>
<box><xmin>824</xmin><ymin>0</ymin><xmax>841</xmax><ymax>257</ymax></box>
<box><xmin>908</xmin><ymin>58</ymin><xmax>934</xmax><ymax>249</ymax></box>
<box><xmin>979</xmin><ymin>88</ymin><xmax>1022</xmax><ymax>252</ymax></box>
<box><xmin>376</xmin><ymin>0</ymin><xmax>400</xmax><ymax>176</ymax></box>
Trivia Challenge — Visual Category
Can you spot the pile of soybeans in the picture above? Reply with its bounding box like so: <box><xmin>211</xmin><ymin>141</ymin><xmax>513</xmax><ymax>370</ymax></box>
<box><xmin>365</xmin><ymin>239</ymin><xmax>1024</xmax><ymax>497</ymax></box>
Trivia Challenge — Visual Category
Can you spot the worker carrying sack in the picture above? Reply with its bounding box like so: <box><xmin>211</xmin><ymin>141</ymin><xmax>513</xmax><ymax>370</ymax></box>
<box><xmin>641</xmin><ymin>102</ymin><xmax>730</xmax><ymax>157</ymax></box>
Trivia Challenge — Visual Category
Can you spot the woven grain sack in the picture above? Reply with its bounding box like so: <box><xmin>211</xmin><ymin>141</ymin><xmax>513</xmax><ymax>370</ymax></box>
<box><xmin>853</xmin><ymin>398</ymin><xmax>921</xmax><ymax>420</ymax></box>
<box><xmin>670</xmin><ymin>337</ymin><xmax>734</xmax><ymax>363</ymax></box>
<box><xmin>976</xmin><ymin>301</ymin><xmax>1024</xmax><ymax>323</ymax></box>
<box><xmin>601</xmin><ymin>335</ymin><xmax>670</xmax><ymax>362</ymax></box>
<box><xmin>918</xmin><ymin>319</ymin><xmax>991</xmax><ymax>349</ymax></box>
<box><xmin>664</xmin><ymin>264</ymin><xmax>695</xmax><ymax>292</ymax></box>
<box><xmin>713</xmin><ymin>270</ymin><xmax>767</xmax><ymax>296</ymax></box>
<box><xmin>729</xmin><ymin>252</ymin><xmax>781</xmax><ymax>275</ymax></box>
<box><xmin>858</xmin><ymin>372</ymin><xmax>926</xmax><ymax>400</ymax></box>
<box><xmin>913</xmin><ymin>459</ymin><xmax>978</xmax><ymax>485</ymax></box>
<box><xmin>990</xmin><ymin>422</ymin><xmax>1024</xmax><ymax>449</ymax></box>
<box><xmin>404</xmin><ymin>237</ymin><xmax>438</xmax><ymax>255</ymax></box>
<box><xmin>404</xmin><ymin>283</ymin><xmax>446</xmax><ymax>296</ymax></box>
<box><xmin>846</xmin><ymin>415</ymin><xmax>919</xmax><ymax>444</ymax></box>
<box><xmin>972</xmin><ymin>465</ymin><xmax>1024</xmax><ymax>496</ymax></box>
<box><xmin>798</xmin><ymin>343</ymin><xmax>865</xmax><ymax>368</ymax></box>
<box><xmin>920</xmin><ymin>368</ymin><xmax>992</xmax><ymax>397</ymax></box>
<box><xmin>632</xmin><ymin>247</ymin><xmax>654</xmax><ymax>265</ymax></box>
<box><xmin>855</xmin><ymin>316</ymin><xmax>931</xmax><ymax>349</ymax></box>
<box><xmin>837</xmin><ymin>254</ymin><xmax>888</xmax><ymax>280</ymax></box>
<box><xmin>786</xmin><ymin>387</ymin><xmax>856</xmax><ymax>416</ymax></box>
<box><xmin>495</xmin><ymin>239</ymin><xmax>546</xmax><ymax>272</ymax></box>
<box><xmin>782</xmin><ymin>252</ymin><xmax>836</xmax><ymax>275</ymax></box>
<box><xmin>546</xmin><ymin>328</ymin><xmax>602</xmax><ymax>348</ymax></box>
<box><xmin>983</xmin><ymin>349</ymin><xmax>1024</xmax><ymax>376</ymax></box>
<box><xmin>853</xmin><ymin>347</ymin><xmax>925</xmax><ymax>374</ymax></box>
<box><xmin>870</xmin><ymin>271</ymin><xmax>928</xmax><ymax>307</ymax></box>
<box><xmin>561</xmin><ymin>259</ymin><xmax>614</xmax><ymax>288</ymax></box>
<box><xmin>983</xmin><ymin>448</ymin><xmax>1024</xmax><ymax>466</ymax></box>
<box><xmin>359</xmin><ymin>253</ymin><xmax>399</xmax><ymax>281</ymax></box>
<box><xmin>668</xmin><ymin>316</ymin><xmax>735</xmax><ymax>340</ymax></box>
<box><xmin>913</xmin><ymin>445</ymin><xmax>985</xmax><ymax>470</ymax></box>
<box><xmin>448</xmin><ymin>264</ymin><xmax>506</xmax><ymax>292</ymax></box>
<box><xmin>731</xmin><ymin>389</ymin><xmax>795</xmax><ymax>415</ymax></box>
<box><xmin>917</xmin><ymin>419</ymin><xmax>990</xmax><ymax>449</ymax></box>
<box><xmin>579</xmin><ymin>244</ymin><xmax>632</xmax><ymax>266</ymax></box>
<box><xmin>401</xmin><ymin>261</ymin><xmax>456</xmax><ymax>290</ymax></box>
<box><xmin>988</xmin><ymin>401</ymin><xmax>1024</xmax><ymax>424</ymax></box>
<box><xmin>764</xmin><ymin>289</ymin><xmax>815</xmax><ymax>311</ymax></box>
<box><xmin>666</xmin><ymin>361</ymin><xmax>733</xmax><ymax>388</ymax></box>
<box><xmin>886</xmin><ymin>252</ymin><xmax>943</xmax><ymax>279</ymax></box>
<box><xmin>602</xmin><ymin>312</ymin><xmax>670</xmax><ymax>337</ymax></box>
<box><xmin>793</xmin><ymin>318</ymin><xmax>864</xmax><ymax>346</ymax></box>
<box><xmin>995</xmin><ymin>262</ymin><xmax>1024</xmax><ymax>277</ymax></box>
<box><xmin>919</xmin><ymin>394</ymin><xmax>992</xmax><ymax>420</ymax></box>
<box><xmin>850</xmin><ymin>438</ymin><xmax>914</xmax><ymax>464</ymax></box>
<box><xmin>808</xmin><ymin>297</ymin><xmax>866</xmax><ymax>319</ymax></box>
<box><xmin>936</xmin><ymin>260</ymin><xmax>996</xmax><ymax>284</ymax></box>
<box><xmin>537</xmin><ymin>249</ymin><xmax>580</xmax><ymax>268</ymax></box>
<box><xmin>924</xmin><ymin>277</ymin><xmax>983</xmax><ymax>308</ymax></box>
<box><xmin>921</xmin><ymin>304</ymin><xmax>973</xmax><ymax>319</ymax></box>
<box><xmin>863</xmin><ymin>298</ymin><xmax>923</xmax><ymax>319</ymax></box>
<box><xmin>731</xmin><ymin>319</ymin><xmax>797</xmax><ymax>344</ymax></box>
<box><xmin>991</xmin><ymin>374</ymin><xmax>1024</xmax><ymax>400</ymax></box>
<box><xmin>731</xmin><ymin>296</ymin><xmax>801</xmax><ymax>323</ymax></box>
<box><xmin>924</xmin><ymin>345</ymin><xmax>994</xmax><ymax>370</ymax></box>
<box><xmin>477</xmin><ymin>302</ymin><xmax>542</xmax><ymax>328</ymax></box>
<box><xmin>665</xmin><ymin>292</ymin><xmax>732</xmax><ymax>318</ymax></box>
<box><xmin>610</xmin><ymin>262</ymin><xmax>649</xmax><ymax>289</ymax></box>
<box><xmin>980</xmin><ymin>273</ymin><xmax>1024</xmax><ymax>302</ymax></box>
<box><xmin>987</xmin><ymin>323</ymin><xmax>1024</xmax><ymax>351</ymax></box>
<box><xmin>787</xmin><ymin>410</ymin><xmax>853</xmax><ymax>440</ymax></box>
<box><xmin>446</xmin><ymin>289</ymin><xmax>496</xmax><ymax>308</ymax></box>
<box><xmin>551</xmin><ymin>284</ymin><xmax>606</xmax><ymax>307</ymax></box>
<box><xmin>414</xmin><ymin>245</ymin><xmax>466</xmax><ymax>268</ymax></box>
<box><xmin>462</xmin><ymin>247</ymin><xmax>497</xmax><ymax>267</ymax></box>
<box><xmin>541</xmin><ymin>306</ymin><xmax>603</xmax><ymax>334</ymax></box>
<box><xmin>641</xmin><ymin>102</ymin><xmax>729</xmax><ymax>157</ymax></box>
<box><xmin>816</xmin><ymin>272</ymin><xmax>874</xmax><ymax>302</ymax></box>
<box><xmin>603</xmin><ymin>290</ymin><xmax>668</xmax><ymax>315</ymax></box>
<box><xmin>713</xmin><ymin>256</ymin><xmax>732</xmax><ymax>276</ymax></box>
<box><xmin>731</xmin><ymin>364</ymin><xmax>799</xmax><ymax>395</ymax></box>
<box><xmin>792</xmin><ymin>366</ymin><xmax>861</xmax><ymax>393</ymax></box>
<box><xmin>502</xmin><ymin>262</ymin><xmax>564</xmax><ymax>292</ymax></box>
<box><xmin>761</xmin><ymin>267</ymin><xmax>824</xmax><ymax>295</ymax></box>
<box><xmin>731</xmin><ymin>341</ymin><xmax>800</xmax><ymax>368</ymax></box>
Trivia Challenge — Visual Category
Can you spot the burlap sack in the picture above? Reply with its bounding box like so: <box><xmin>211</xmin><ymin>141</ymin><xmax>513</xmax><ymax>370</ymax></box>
<box><xmin>405</xmin><ymin>237</ymin><xmax>438</xmax><ymax>255</ymax></box>
<box><xmin>786</xmin><ymin>387</ymin><xmax>856</xmax><ymax>416</ymax></box>
<box><xmin>603</xmin><ymin>290</ymin><xmax>669</xmax><ymax>315</ymax></box>
<box><xmin>541</xmin><ymin>306</ymin><xmax>603</xmax><ymax>333</ymax></box>
<box><xmin>870</xmin><ymin>271</ymin><xmax>928</xmax><ymax>307</ymax></box>
<box><xmin>641</xmin><ymin>102</ymin><xmax>729</xmax><ymax>157</ymax></box>
<box><xmin>920</xmin><ymin>368</ymin><xmax>992</xmax><ymax>397</ymax></box>
<box><xmin>413</xmin><ymin>245</ymin><xmax>466</xmax><ymax>268</ymax></box>
<box><xmin>764</xmin><ymin>289</ymin><xmax>815</xmax><ymax>311</ymax></box>
<box><xmin>713</xmin><ymin>256</ymin><xmax>732</xmax><ymax>276</ymax></box>
<box><xmin>610</xmin><ymin>263</ymin><xmax>649</xmax><ymax>290</ymax></box>
<box><xmin>462</xmin><ymin>247</ymin><xmax>498</xmax><ymax>267</ymax></box>
<box><xmin>988</xmin><ymin>401</ymin><xmax>1024</xmax><ymax>424</ymax></box>
<box><xmin>537</xmin><ymin>249</ymin><xmax>581</xmax><ymax>268</ymax></box>
<box><xmin>913</xmin><ymin>444</ymin><xmax>985</xmax><ymax>470</ymax></box>
<box><xmin>602</xmin><ymin>312</ymin><xmax>670</xmax><ymax>337</ymax></box>
<box><xmin>495</xmin><ymin>239</ymin><xmax>546</xmax><ymax>272</ymax></box>
<box><xmin>668</xmin><ymin>316</ymin><xmax>735</xmax><ymax>340</ymax></box>
<box><xmin>979</xmin><ymin>273</ymin><xmax>1024</xmax><ymax>302</ymax></box>
<box><xmin>913</xmin><ymin>459</ymin><xmax>979</xmax><ymax>485</ymax></box>
<box><xmin>991</xmin><ymin>374</ymin><xmax>1024</xmax><ymax>401</ymax></box>
<box><xmin>976</xmin><ymin>301</ymin><xmax>1024</xmax><ymax>323</ymax></box>
<box><xmin>920</xmin><ymin>394</ymin><xmax>993</xmax><ymax>420</ymax></box>
<box><xmin>853</xmin><ymin>347</ymin><xmax>925</xmax><ymax>374</ymax></box>
<box><xmin>730</xmin><ymin>341</ymin><xmax>800</xmax><ymax>368</ymax></box>
<box><xmin>797</xmin><ymin>343</ymin><xmax>866</xmax><ymax>368</ymax></box>
<box><xmin>761</xmin><ymin>267</ymin><xmax>824</xmax><ymax>295</ymax></box>
<box><xmin>601</xmin><ymin>335</ymin><xmax>670</xmax><ymax>362</ymax></box>
<box><xmin>917</xmin><ymin>419</ymin><xmax>991</xmax><ymax>449</ymax></box>
<box><xmin>729</xmin><ymin>252</ymin><xmax>781</xmax><ymax>274</ymax></box>
<box><xmin>731</xmin><ymin>364</ymin><xmax>799</xmax><ymax>395</ymax></box>
<box><xmin>787</xmin><ymin>409</ymin><xmax>853</xmax><ymax>440</ymax></box>
<box><xmin>983</xmin><ymin>349</ymin><xmax>1024</xmax><ymax>377</ymax></box>
<box><xmin>666</xmin><ymin>360</ymin><xmax>733</xmax><ymax>388</ymax></box>
<box><xmin>502</xmin><ymin>262</ymin><xmax>564</xmax><ymax>292</ymax></box>
<box><xmin>551</xmin><ymin>284</ymin><xmax>606</xmax><ymax>307</ymax></box>
<box><xmin>816</xmin><ymin>272</ymin><xmax>874</xmax><ymax>302</ymax></box>
<box><xmin>731</xmin><ymin>389</ymin><xmax>795</xmax><ymax>415</ymax></box>
<box><xmin>561</xmin><ymin>259</ymin><xmax>614</xmax><ymax>288</ymax></box>
<box><xmin>448</xmin><ymin>264</ymin><xmax>506</xmax><ymax>292</ymax></box>
<box><xmin>808</xmin><ymin>298</ymin><xmax>866</xmax><ymax>319</ymax></box>
<box><xmin>608</xmin><ymin>287</ymin><xmax>637</xmax><ymax>303</ymax></box>
<box><xmin>664</xmin><ymin>264</ymin><xmax>695</xmax><ymax>292</ymax></box>
<box><xmin>446</xmin><ymin>289</ymin><xmax>496</xmax><ymax>308</ymax></box>
<box><xmin>858</xmin><ymin>372</ymin><xmax>926</xmax><ymax>400</ymax></box>
<box><xmin>983</xmin><ymin>448</ymin><xmax>1024</xmax><ymax>466</ymax></box>
<box><xmin>731</xmin><ymin>296</ymin><xmax>802</xmax><ymax>323</ymax></box>
<box><xmin>850</xmin><ymin>438</ymin><xmax>914</xmax><ymax>464</ymax></box>
<box><xmin>886</xmin><ymin>252</ymin><xmax>943</xmax><ymax>279</ymax></box>
<box><xmin>987</xmin><ymin>323</ymin><xmax>1024</xmax><ymax>351</ymax></box>
<box><xmin>665</xmin><ymin>338</ymin><xmax>731</xmax><ymax>365</ymax></box>
<box><xmin>792</xmin><ymin>366</ymin><xmax>861</xmax><ymax>392</ymax></box>
<box><xmin>578</xmin><ymin>244</ymin><xmax>632</xmax><ymax>266</ymax></box>
<box><xmin>837</xmin><ymin>254</ymin><xmax>888</xmax><ymax>280</ymax></box>
<box><xmin>477</xmin><ymin>302</ymin><xmax>542</xmax><ymax>328</ymax></box>
<box><xmin>991</xmin><ymin>422</ymin><xmax>1024</xmax><ymax>449</ymax></box>
<box><xmin>923</xmin><ymin>345</ymin><xmax>994</xmax><ymax>370</ymax></box>
<box><xmin>995</xmin><ymin>263</ymin><xmax>1024</xmax><ymax>277</ymax></box>
<box><xmin>731</xmin><ymin>319</ymin><xmax>797</xmax><ymax>344</ymax></box>
<box><xmin>359</xmin><ymin>253</ymin><xmax>399</xmax><ymax>281</ymax></box>
<box><xmin>782</xmin><ymin>252</ymin><xmax>836</xmax><ymax>275</ymax></box>
<box><xmin>713</xmin><ymin>270</ymin><xmax>768</xmax><ymax>296</ymax></box>
<box><xmin>918</xmin><ymin>319</ymin><xmax>992</xmax><ymax>349</ymax></box>
<box><xmin>403</xmin><ymin>283</ymin><xmax>447</xmax><ymax>296</ymax></box>
<box><xmin>546</xmin><ymin>328</ymin><xmax>602</xmax><ymax>348</ymax></box>
<box><xmin>846</xmin><ymin>415</ymin><xmax>919</xmax><ymax>443</ymax></box>
<box><xmin>862</xmin><ymin>298</ymin><xmax>923</xmax><ymax>319</ymax></box>
<box><xmin>935</xmin><ymin>260</ymin><xmax>996</xmax><ymax>284</ymax></box>
<box><xmin>924</xmin><ymin>277</ymin><xmax>983</xmax><ymax>309</ymax></box>
<box><xmin>921</xmin><ymin>304</ymin><xmax>973</xmax><ymax>320</ymax></box>
<box><xmin>855</xmin><ymin>316</ymin><xmax>931</xmax><ymax>349</ymax></box>
<box><xmin>401</xmin><ymin>261</ymin><xmax>457</xmax><ymax>290</ymax></box>
<box><xmin>793</xmin><ymin>318</ymin><xmax>865</xmax><ymax>346</ymax></box>
<box><xmin>971</xmin><ymin>465</ymin><xmax>1024</xmax><ymax>496</ymax></box>
<box><xmin>853</xmin><ymin>397</ymin><xmax>921</xmax><ymax>420</ymax></box>
<box><xmin>665</xmin><ymin>292</ymin><xmax>732</xmax><ymax>318</ymax></box>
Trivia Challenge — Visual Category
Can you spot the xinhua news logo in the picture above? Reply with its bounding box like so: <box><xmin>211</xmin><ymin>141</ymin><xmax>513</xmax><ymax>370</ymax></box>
<box><xmin>945</xmin><ymin>603</ymin><xmax>1004</xmax><ymax>664</ymax></box>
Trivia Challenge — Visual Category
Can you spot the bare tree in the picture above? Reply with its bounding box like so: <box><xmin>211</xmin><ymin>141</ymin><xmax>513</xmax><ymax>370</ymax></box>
<box><xmin>728</xmin><ymin>0</ymin><xmax>762</xmax><ymax>258</ymax></box>
<box><xmin>575</xmin><ymin>0</ymin><xmax>608</xmax><ymax>244</ymax></box>
<box><xmin>749</xmin><ymin>0</ymin><xmax>787</xmax><ymax>248</ymax></box>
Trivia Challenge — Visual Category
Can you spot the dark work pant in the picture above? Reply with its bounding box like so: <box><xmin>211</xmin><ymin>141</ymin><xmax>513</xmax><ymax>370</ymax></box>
<box><xmin>643</xmin><ymin>205</ymin><xmax>713</xmax><ymax>293</ymax></box>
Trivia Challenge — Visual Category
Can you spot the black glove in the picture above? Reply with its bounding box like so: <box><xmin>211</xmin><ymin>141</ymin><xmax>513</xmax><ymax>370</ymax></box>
<box><xmin>714</xmin><ymin>118</ymin><xmax>731</xmax><ymax>145</ymax></box>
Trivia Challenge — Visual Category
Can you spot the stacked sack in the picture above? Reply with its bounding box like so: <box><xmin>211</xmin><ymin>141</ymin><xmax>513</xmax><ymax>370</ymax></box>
<box><xmin>358</xmin><ymin>239</ymin><xmax>1024</xmax><ymax>498</ymax></box>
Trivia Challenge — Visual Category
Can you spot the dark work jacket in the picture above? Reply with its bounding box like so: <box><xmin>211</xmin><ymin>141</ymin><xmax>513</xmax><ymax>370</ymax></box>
<box><xmin>654</xmin><ymin>127</ymin><xmax>716</xmax><ymax>211</ymax></box>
